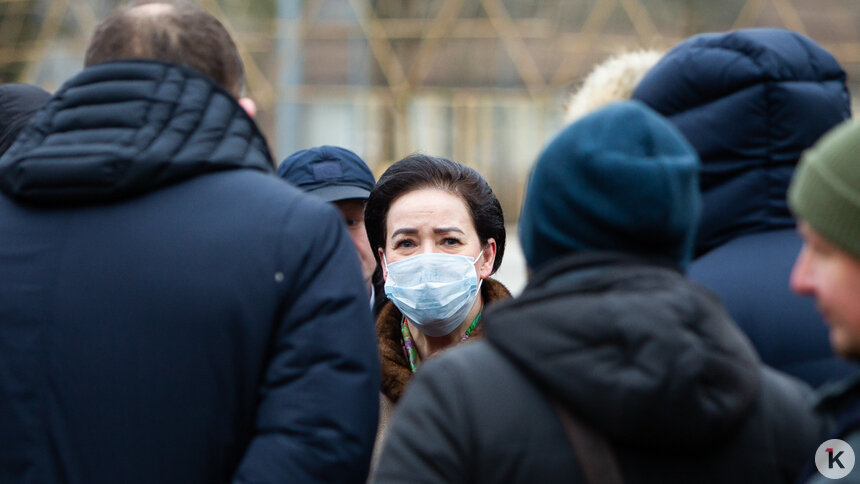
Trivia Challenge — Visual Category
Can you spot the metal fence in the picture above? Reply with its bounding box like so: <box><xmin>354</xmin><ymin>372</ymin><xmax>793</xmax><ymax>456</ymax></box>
<box><xmin>2</xmin><ymin>0</ymin><xmax>859</xmax><ymax>219</ymax></box>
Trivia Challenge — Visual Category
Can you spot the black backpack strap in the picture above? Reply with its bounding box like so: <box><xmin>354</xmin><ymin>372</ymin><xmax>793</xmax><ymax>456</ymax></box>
<box><xmin>551</xmin><ymin>399</ymin><xmax>624</xmax><ymax>484</ymax></box>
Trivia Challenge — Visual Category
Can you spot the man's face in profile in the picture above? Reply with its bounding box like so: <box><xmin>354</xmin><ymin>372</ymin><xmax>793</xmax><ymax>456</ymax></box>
<box><xmin>334</xmin><ymin>198</ymin><xmax>377</xmax><ymax>292</ymax></box>
<box><xmin>792</xmin><ymin>222</ymin><xmax>860</xmax><ymax>359</ymax></box>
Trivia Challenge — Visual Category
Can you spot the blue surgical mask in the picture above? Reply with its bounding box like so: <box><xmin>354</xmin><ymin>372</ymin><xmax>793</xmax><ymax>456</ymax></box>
<box><xmin>383</xmin><ymin>250</ymin><xmax>483</xmax><ymax>337</ymax></box>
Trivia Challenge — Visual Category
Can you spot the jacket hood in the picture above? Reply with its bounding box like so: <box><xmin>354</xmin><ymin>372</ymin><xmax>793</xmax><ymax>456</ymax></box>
<box><xmin>486</xmin><ymin>252</ymin><xmax>760</xmax><ymax>449</ymax></box>
<box><xmin>0</xmin><ymin>60</ymin><xmax>273</xmax><ymax>204</ymax></box>
<box><xmin>0</xmin><ymin>83</ymin><xmax>51</xmax><ymax>157</ymax></box>
<box><xmin>632</xmin><ymin>28</ymin><xmax>850</xmax><ymax>256</ymax></box>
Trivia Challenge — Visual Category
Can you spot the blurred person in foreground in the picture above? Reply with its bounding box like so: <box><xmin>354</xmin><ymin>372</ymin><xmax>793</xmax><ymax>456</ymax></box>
<box><xmin>0</xmin><ymin>84</ymin><xmax>51</xmax><ymax>156</ymax></box>
<box><xmin>633</xmin><ymin>28</ymin><xmax>854</xmax><ymax>388</ymax></box>
<box><xmin>789</xmin><ymin>118</ymin><xmax>860</xmax><ymax>483</ymax></box>
<box><xmin>278</xmin><ymin>145</ymin><xmax>386</xmax><ymax>315</ymax></box>
<box><xmin>0</xmin><ymin>1</ymin><xmax>379</xmax><ymax>483</ymax></box>
<box><xmin>364</xmin><ymin>154</ymin><xmax>510</xmax><ymax>450</ymax></box>
<box><xmin>372</xmin><ymin>101</ymin><xmax>822</xmax><ymax>484</ymax></box>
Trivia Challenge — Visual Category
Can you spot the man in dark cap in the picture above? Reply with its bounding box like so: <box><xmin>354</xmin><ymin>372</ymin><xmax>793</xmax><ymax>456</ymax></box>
<box><xmin>279</xmin><ymin>145</ymin><xmax>386</xmax><ymax>315</ymax></box>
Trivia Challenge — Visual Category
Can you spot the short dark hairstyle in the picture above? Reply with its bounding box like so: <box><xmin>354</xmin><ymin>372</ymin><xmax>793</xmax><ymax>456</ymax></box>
<box><xmin>365</xmin><ymin>154</ymin><xmax>506</xmax><ymax>274</ymax></box>
<box><xmin>84</xmin><ymin>0</ymin><xmax>245</xmax><ymax>96</ymax></box>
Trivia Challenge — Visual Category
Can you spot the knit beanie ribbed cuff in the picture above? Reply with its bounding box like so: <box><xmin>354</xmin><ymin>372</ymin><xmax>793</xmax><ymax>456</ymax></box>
<box><xmin>790</xmin><ymin>149</ymin><xmax>860</xmax><ymax>258</ymax></box>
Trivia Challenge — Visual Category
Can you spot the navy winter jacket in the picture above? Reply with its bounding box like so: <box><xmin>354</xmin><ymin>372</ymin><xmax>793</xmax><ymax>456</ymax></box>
<box><xmin>0</xmin><ymin>83</ymin><xmax>50</xmax><ymax>156</ymax></box>
<box><xmin>0</xmin><ymin>61</ymin><xmax>380</xmax><ymax>483</ymax></box>
<box><xmin>633</xmin><ymin>29</ymin><xmax>855</xmax><ymax>387</ymax></box>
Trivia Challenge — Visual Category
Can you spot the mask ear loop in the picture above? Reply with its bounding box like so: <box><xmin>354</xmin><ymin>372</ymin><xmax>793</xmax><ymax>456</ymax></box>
<box><xmin>380</xmin><ymin>252</ymin><xmax>389</xmax><ymax>280</ymax></box>
<box><xmin>473</xmin><ymin>249</ymin><xmax>486</xmax><ymax>291</ymax></box>
<box><xmin>474</xmin><ymin>250</ymin><xmax>485</xmax><ymax>307</ymax></box>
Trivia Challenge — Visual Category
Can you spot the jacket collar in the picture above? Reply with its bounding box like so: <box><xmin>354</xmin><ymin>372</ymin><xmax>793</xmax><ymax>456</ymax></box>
<box><xmin>526</xmin><ymin>251</ymin><xmax>682</xmax><ymax>292</ymax></box>
<box><xmin>815</xmin><ymin>373</ymin><xmax>860</xmax><ymax>432</ymax></box>
<box><xmin>0</xmin><ymin>60</ymin><xmax>273</xmax><ymax>205</ymax></box>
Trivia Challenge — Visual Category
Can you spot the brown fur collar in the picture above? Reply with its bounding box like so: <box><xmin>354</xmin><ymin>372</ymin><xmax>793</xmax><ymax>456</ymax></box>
<box><xmin>377</xmin><ymin>277</ymin><xmax>511</xmax><ymax>403</ymax></box>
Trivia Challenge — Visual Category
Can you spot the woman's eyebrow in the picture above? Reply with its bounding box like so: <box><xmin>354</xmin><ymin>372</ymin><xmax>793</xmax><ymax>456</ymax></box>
<box><xmin>434</xmin><ymin>227</ymin><xmax>464</xmax><ymax>234</ymax></box>
<box><xmin>391</xmin><ymin>228</ymin><xmax>418</xmax><ymax>237</ymax></box>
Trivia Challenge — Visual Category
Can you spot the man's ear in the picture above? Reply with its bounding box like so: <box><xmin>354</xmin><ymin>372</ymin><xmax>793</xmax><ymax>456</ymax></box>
<box><xmin>238</xmin><ymin>97</ymin><xmax>257</xmax><ymax>118</ymax></box>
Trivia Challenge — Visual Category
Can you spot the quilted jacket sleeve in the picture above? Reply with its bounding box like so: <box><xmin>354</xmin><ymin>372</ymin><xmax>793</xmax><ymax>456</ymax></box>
<box><xmin>234</xmin><ymin>197</ymin><xmax>381</xmax><ymax>483</ymax></box>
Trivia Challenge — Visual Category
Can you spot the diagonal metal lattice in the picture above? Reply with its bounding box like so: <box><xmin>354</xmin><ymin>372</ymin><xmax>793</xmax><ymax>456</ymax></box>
<box><xmin>1</xmin><ymin>0</ymin><xmax>857</xmax><ymax>107</ymax></box>
<box><xmin>0</xmin><ymin>0</ymin><xmax>859</xmax><ymax>218</ymax></box>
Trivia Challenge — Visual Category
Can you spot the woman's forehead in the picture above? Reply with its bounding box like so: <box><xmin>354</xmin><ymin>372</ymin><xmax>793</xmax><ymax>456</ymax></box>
<box><xmin>387</xmin><ymin>189</ymin><xmax>472</xmax><ymax>231</ymax></box>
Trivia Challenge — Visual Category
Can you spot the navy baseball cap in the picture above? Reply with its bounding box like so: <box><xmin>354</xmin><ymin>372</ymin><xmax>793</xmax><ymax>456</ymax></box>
<box><xmin>277</xmin><ymin>145</ymin><xmax>375</xmax><ymax>202</ymax></box>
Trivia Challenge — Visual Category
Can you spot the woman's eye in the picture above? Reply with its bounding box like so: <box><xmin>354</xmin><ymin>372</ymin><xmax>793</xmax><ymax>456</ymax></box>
<box><xmin>345</xmin><ymin>219</ymin><xmax>359</xmax><ymax>227</ymax></box>
<box><xmin>394</xmin><ymin>239</ymin><xmax>415</xmax><ymax>249</ymax></box>
<box><xmin>442</xmin><ymin>238</ymin><xmax>461</xmax><ymax>246</ymax></box>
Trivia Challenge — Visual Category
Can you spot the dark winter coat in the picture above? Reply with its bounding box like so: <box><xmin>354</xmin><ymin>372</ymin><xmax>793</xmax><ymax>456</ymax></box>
<box><xmin>689</xmin><ymin>230</ymin><xmax>856</xmax><ymax>387</ymax></box>
<box><xmin>632</xmin><ymin>28</ymin><xmax>855</xmax><ymax>387</ymax></box>
<box><xmin>0</xmin><ymin>83</ymin><xmax>50</xmax><ymax>156</ymax></box>
<box><xmin>373</xmin><ymin>253</ymin><xmax>824</xmax><ymax>484</ymax></box>
<box><xmin>801</xmin><ymin>374</ymin><xmax>860</xmax><ymax>483</ymax></box>
<box><xmin>0</xmin><ymin>60</ymin><xmax>380</xmax><ymax>484</ymax></box>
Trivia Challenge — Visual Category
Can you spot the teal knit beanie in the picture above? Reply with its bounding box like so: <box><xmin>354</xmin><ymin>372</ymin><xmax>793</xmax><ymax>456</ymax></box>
<box><xmin>519</xmin><ymin>101</ymin><xmax>702</xmax><ymax>272</ymax></box>
<box><xmin>790</xmin><ymin>119</ymin><xmax>860</xmax><ymax>257</ymax></box>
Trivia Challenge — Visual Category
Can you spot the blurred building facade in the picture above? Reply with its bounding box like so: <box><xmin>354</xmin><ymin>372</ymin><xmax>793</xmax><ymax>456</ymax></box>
<box><xmin>2</xmin><ymin>0</ymin><xmax>860</xmax><ymax>219</ymax></box>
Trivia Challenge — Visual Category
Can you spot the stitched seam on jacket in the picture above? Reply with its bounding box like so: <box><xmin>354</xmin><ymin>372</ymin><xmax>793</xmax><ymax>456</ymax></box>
<box><xmin>132</xmin><ymin>65</ymin><xmax>179</xmax><ymax>157</ymax></box>
<box><xmin>166</xmin><ymin>74</ymin><xmax>217</xmax><ymax>161</ymax></box>
<box><xmin>210</xmin><ymin>101</ymin><xmax>252</xmax><ymax>166</ymax></box>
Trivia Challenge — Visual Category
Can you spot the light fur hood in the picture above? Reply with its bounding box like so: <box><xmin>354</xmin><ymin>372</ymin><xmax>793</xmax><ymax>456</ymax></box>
<box><xmin>564</xmin><ymin>49</ymin><xmax>663</xmax><ymax>123</ymax></box>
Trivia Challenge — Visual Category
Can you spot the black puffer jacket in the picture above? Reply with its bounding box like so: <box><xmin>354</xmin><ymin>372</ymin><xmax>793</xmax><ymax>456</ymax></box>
<box><xmin>0</xmin><ymin>60</ymin><xmax>380</xmax><ymax>484</ymax></box>
<box><xmin>373</xmin><ymin>253</ymin><xmax>823</xmax><ymax>483</ymax></box>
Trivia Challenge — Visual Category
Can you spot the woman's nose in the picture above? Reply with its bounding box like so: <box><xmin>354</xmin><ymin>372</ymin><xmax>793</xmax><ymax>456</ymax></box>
<box><xmin>420</xmin><ymin>242</ymin><xmax>438</xmax><ymax>254</ymax></box>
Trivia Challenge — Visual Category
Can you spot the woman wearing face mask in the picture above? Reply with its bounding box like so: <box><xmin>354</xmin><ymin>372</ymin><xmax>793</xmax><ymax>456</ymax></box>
<box><xmin>365</xmin><ymin>153</ymin><xmax>509</xmax><ymax>460</ymax></box>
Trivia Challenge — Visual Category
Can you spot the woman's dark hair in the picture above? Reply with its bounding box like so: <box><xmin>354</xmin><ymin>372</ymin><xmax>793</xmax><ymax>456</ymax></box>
<box><xmin>365</xmin><ymin>153</ymin><xmax>505</xmax><ymax>274</ymax></box>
